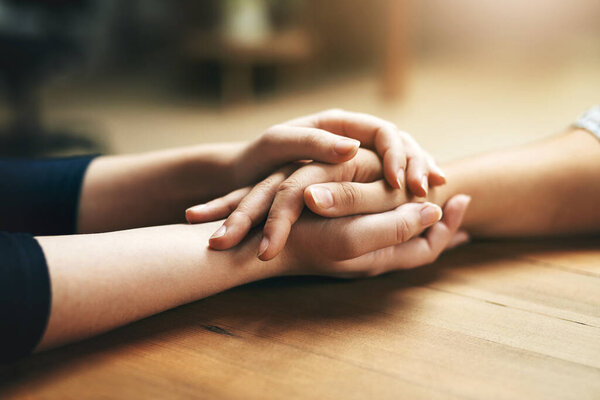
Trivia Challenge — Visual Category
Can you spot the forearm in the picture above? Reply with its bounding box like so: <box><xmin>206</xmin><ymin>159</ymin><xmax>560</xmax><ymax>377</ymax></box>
<box><xmin>431</xmin><ymin>129</ymin><xmax>600</xmax><ymax>237</ymax></box>
<box><xmin>77</xmin><ymin>143</ymin><xmax>245</xmax><ymax>233</ymax></box>
<box><xmin>35</xmin><ymin>222</ymin><xmax>277</xmax><ymax>351</ymax></box>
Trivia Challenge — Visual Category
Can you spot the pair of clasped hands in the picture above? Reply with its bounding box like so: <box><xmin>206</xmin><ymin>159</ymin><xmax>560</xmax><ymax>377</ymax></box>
<box><xmin>187</xmin><ymin>109</ymin><xmax>471</xmax><ymax>278</ymax></box>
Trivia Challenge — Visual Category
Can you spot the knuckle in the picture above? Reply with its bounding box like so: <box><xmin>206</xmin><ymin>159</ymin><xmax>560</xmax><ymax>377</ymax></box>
<box><xmin>278</xmin><ymin>177</ymin><xmax>303</xmax><ymax>195</ymax></box>
<box><xmin>259</xmin><ymin>125</ymin><xmax>284</xmax><ymax>145</ymax></box>
<box><xmin>230</xmin><ymin>209</ymin><xmax>254</xmax><ymax>227</ymax></box>
<box><xmin>256</xmin><ymin>175</ymin><xmax>280</xmax><ymax>191</ymax></box>
<box><xmin>394</xmin><ymin>217</ymin><xmax>412</xmax><ymax>243</ymax></box>
<box><xmin>324</xmin><ymin>108</ymin><xmax>344</xmax><ymax>116</ymax></box>
<box><xmin>338</xmin><ymin>182</ymin><xmax>361</xmax><ymax>206</ymax></box>
<box><xmin>225</xmin><ymin>199</ymin><xmax>239</xmax><ymax>214</ymax></box>
<box><xmin>264</xmin><ymin>212</ymin><xmax>293</xmax><ymax>234</ymax></box>
<box><xmin>301</xmin><ymin>131</ymin><xmax>322</xmax><ymax>149</ymax></box>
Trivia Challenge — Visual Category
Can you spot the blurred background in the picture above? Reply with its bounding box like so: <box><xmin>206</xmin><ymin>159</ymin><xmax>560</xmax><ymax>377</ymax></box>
<box><xmin>0</xmin><ymin>0</ymin><xmax>599</xmax><ymax>161</ymax></box>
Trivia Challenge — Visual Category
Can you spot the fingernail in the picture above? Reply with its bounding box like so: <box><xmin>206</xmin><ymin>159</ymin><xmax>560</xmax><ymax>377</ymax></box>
<box><xmin>186</xmin><ymin>204</ymin><xmax>206</xmax><ymax>213</ymax></box>
<box><xmin>420</xmin><ymin>203</ymin><xmax>442</xmax><ymax>225</ymax></box>
<box><xmin>334</xmin><ymin>139</ymin><xmax>360</xmax><ymax>155</ymax></box>
<box><xmin>456</xmin><ymin>194</ymin><xmax>472</xmax><ymax>208</ymax></box>
<box><xmin>210</xmin><ymin>225</ymin><xmax>227</xmax><ymax>239</ymax></box>
<box><xmin>396</xmin><ymin>168</ymin><xmax>405</xmax><ymax>190</ymax></box>
<box><xmin>433</xmin><ymin>165</ymin><xmax>447</xmax><ymax>182</ymax></box>
<box><xmin>420</xmin><ymin>176</ymin><xmax>428</xmax><ymax>196</ymax></box>
<box><xmin>455</xmin><ymin>231</ymin><xmax>470</xmax><ymax>245</ymax></box>
<box><xmin>309</xmin><ymin>186</ymin><xmax>334</xmax><ymax>209</ymax></box>
<box><xmin>257</xmin><ymin>237</ymin><xmax>269</xmax><ymax>257</ymax></box>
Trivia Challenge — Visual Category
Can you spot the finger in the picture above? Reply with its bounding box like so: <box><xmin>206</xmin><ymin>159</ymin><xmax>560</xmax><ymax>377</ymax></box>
<box><xmin>185</xmin><ymin>187</ymin><xmax>251</xmax><ymax>224</ymax></box>
<box><xmin>446</xmin><ymin>230</ymin><xmax>470</xmax><ymax>249</ymax></box>
<box><xmin>304</xmin><ymin>180</ymin><xmax>409</xmax><ymax>218</ymax></box>
<box><xmin>427</xmin><ymin>155</ymin><xmax>447</xmax><ymax>187</ymax></box>
<box><xmin>305</xmin><ymin>202</ymin><xmax>443</xmax><ymax>262</ymax></box>
<box><xmin>208</xmin><ymin>167</ymin><xmax>294</xmax><ymax>250</ymax></box>
<box><xmin>257</xmin><ymin>151</ymin><xmax>383</xmax><ymax>261</ymax></box>
<box><xmin>255</xmin><ymin>125</ymin><xmax>360</xmax><ymax>169</ymax></box>
<box><xmin>344</xmin><ymin>194</ymin><xmax>471</xmax><ymax>273</ymax></box>
<box><xmin>379</xmin><ymin>130</ymin><xmax>407</xmax><ymax>191</ymax></box>
<box><xmin>288</xmin><ymin>109</ymin><xmax>408</xmax><ymax>190</ymax></box>
<box><xmin>405</xmin><ymin>147</ymin><xmax>429</xmax><ymax>197</ymax></box>
<box><xmin>400</xmin><ymin>194</ymin><xmax>472</xmax><ymax>264</ymax></box>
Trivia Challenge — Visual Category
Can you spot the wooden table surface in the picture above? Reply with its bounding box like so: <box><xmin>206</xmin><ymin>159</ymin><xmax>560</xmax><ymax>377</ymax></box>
<box><xmin>1</xmin><ymin>238</ymin><xmax>599</xmax><ymax>399</ymax></box>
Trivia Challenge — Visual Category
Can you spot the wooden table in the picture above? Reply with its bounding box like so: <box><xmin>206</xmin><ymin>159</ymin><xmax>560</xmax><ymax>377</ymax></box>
<box><xmin>1</xmin><ymin>238</ymin><xmax>599</xmax><ymax>399</ymax></box>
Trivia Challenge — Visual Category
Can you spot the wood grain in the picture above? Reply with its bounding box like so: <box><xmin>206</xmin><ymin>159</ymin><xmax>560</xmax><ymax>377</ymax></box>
<box><xmin>1</xmin><ymin>238</ymin><xmax>599</xmax><ymax>399</ymax></box>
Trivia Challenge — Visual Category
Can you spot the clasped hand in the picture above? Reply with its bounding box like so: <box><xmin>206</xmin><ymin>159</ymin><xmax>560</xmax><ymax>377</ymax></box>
<box><xmin>187</xmin><ymin>109</ymin><xmax>470</xmax><ymax>278</ymax></box>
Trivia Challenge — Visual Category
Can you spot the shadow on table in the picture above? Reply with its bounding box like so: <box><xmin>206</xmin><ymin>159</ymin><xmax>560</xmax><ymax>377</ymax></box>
<box><xmin>0</xmin><ymin>237</ymin><xmax>596</xmax><ymax>393</ymax></box>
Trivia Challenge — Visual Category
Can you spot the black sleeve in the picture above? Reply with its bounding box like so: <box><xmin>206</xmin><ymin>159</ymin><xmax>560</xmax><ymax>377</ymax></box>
<box><xmin>0</xmin><ymin>156</ymin><xmax>96</xmax><ymax>362</ymax></box>
<box><xmin>0</xmin><ymin>232</ymin><xmax>50</xmax><ymax>362</ymax></box>
<box><xmin>0</xmin><ymin>155</ymin><xmax>96</xmax><ymax>235</ymax></box>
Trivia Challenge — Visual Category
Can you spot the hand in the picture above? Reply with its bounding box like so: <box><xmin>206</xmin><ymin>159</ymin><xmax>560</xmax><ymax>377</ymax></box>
<box><xmin>188</xmin><ymin>110</ymin><xmax>444</xmax><ymax>260</ymax></box>
<box><xmin>189</xmin><ymin>149</ymin><xmax>415</xmax><ymax>260</ymax></box>
<box><xmin>278</xmin><ymin>195</ymin><xmax>471</xmax><ymax>278</ymax></box>
<box><xmin>232</xmin><ymin>109</ymin><xmax>445</xmax><ymax>194</ymax></box>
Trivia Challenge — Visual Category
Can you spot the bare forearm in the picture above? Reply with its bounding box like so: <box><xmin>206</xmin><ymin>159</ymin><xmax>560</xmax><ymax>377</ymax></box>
<box><xmin>77</xmin><ymin>143</ymin><xmax>245</xmax><ymax>233</ymax></box>
<box><xmin>432</xmin><ymin>129</ymin><xmax>600</xmax><ymax>237</ymax></box>
<box><xmin>35</xmin><ymin>222</ymin><xmax>276</xmax><ymax>351</ymax></box>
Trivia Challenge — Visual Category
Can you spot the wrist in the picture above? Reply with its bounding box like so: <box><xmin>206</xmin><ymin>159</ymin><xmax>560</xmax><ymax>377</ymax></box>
<box><xmin>173</xmin><ymin>142</ymin><xmax>246</xmax><ymax>202</ymax></box>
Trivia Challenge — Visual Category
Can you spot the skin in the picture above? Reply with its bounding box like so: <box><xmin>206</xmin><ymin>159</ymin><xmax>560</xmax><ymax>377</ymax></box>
<box><xmin>33</xmin><ymin>121</ymin><xmax>600</xmax><ymax>353</ymax></box>
<box><xmin>37</xmin><ymin>197</ymin><xmax>469</xmax><ymax>351</ymax></box>
<box><xmin>297</xmin><ymin>129</ymin><xmax>600</xmax><ymax>237</ymax></box>
<box><xmin>188</xmin><ymin>110</ymin><xmax>449</xmax><ymax>261</ymax></box>
<box><xmin>34</xmin><ymin>109</ymin><xmax>451</xmax><ymax>352</ymax></box>
<box><xmin>78</xmin><ymin>109</ymin><xmax>443</xmax><ymax>234</ymax></box>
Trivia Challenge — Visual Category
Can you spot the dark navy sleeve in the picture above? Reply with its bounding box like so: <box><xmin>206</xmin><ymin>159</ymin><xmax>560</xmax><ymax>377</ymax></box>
<box><xmin>0</xmin><ymin>155</ymin><xmax>96</xmax><ymax>362</ymax></box>
<box><xmin>0</xmin><ymin>232</ymin><xmax>50</xmax><ymax>362</ymax></box>
<box><xmin>0</xmin><ymin>155</ymin><xmax>96</xmax><ymax>235</ymax></box>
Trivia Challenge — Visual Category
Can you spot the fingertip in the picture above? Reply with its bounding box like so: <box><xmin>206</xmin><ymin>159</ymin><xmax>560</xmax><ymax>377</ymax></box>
<box><xmin>304</xmin><ymin>186</ymin><xmax>336</xmax><ymax>217</ymax></box>
<box><xmin>449</xmin><ymin>194</ymin><xmax>472</xmax><ymax>211</ymax></box>
<box><xmin>208</xmin><ymin>224</ymin><xmax>231</xmax><ymax>250</ymax></box>
<box><xmin>420</xmin><ymin>176</ymin><xmax>429</xmax><ymax>197</ymax></box>
<box><xmin>428</xmin><ymin>173</ymin><xmax>447</xmax><ymax>186</ymax></box>
<box><xmin>307</xmin><ymin>186</ymin><xmax>334</xmax><ymax>209</ymax></box>
<box><xmin>257</xmin><ymin>225</ymin><xmax>289</xmax><ymax>261</ymax></box>
<box><xmin>209</xmin><ymin>233</ymin><xmax>243</xmax><ymax>250</ymax></box>
<box><xmin>208</xmin><ymin>236</ymin><xmax>231</xmax><ymax>250</ymax></box>
<box><xmin>185</xmin><ymin>205</ymin><xmax>207</xmax><ymax>223</ymax></box>
<box><xmin>208</xmin><ymin>238</ymin><xmax>228</xmax><ymax>250</ymax></box>
<box><xmin>446</xmin><ymin>230</ymin><xmax>470</xmax><ymax>249</ymax></box>
<box><xmin>333</xmin><ymin>138</ymin><xmax>360</xmax><ymax>158</ymax></box>
<box><xmin>303</xmin><ymin>187</ymin><xmax>318</xmax><ymax>212</ymax></box>
<box><xmin>185</xmin><ymin>209</ymin><xmax>194</xmax><ymax>224</ymax></box>
<box><xmin>257</xmin><ymin>237</ymin><xmax>278</xmax><ymax>261</ymax></box>
<box><xmin>257</xmin><ymin>237</ymin><xmax>285</xmax><ymax>261</ymax></box>
<box><xmin>420</xmin><ymin>202</ymin><xmax>443</xmax><ymax>226</ymax></box>
<box><xmin>382</xmin><ymin>153</ymin><xmax>403</xmax><ymax>190</ymax></box>
<box><xmin>383</xmin><ymin>168</ymin><xmax>400</xmax><ymax>190</ymax></box>
<box><xmin>439</xmin><ymin>194</ymin><xmax>471</xmax><ymax>231</ymax></box>
<box><xmin>460</xmin><ymin>194</ymin><xmax>472</xmax><ymax>206</ymax></box>
<box><xmin>186</xmin><ymin>203</ymin><xmax>231</xmax><ymax>224</ymax></box>
<box><xmin>208</xmin><ymin>221</ymin><xmax>251</xmax><ymax>250</ymax></box>
<box><xmin>408</xmin><ymin>178</ymin><xmax>426</xmax><ymax>197</ymax></box>
<box><xmin>455</xmin><ymin>194</ymin><xmax>472</xmax><ymax>222</ymax></box>
<box><xmin>396</xmin><ymin>168</ymin><xmax>405</xmax><ymax>191</ymax></box>
<box><xmin>429</xmin><ymin>164</ymin><xmax>447</xmax><ymax>185</ymax></box>
<box><xmin>257</xmin><ymin>236</ymin><xmax>269</xmax><ymax>258</ymax></box>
